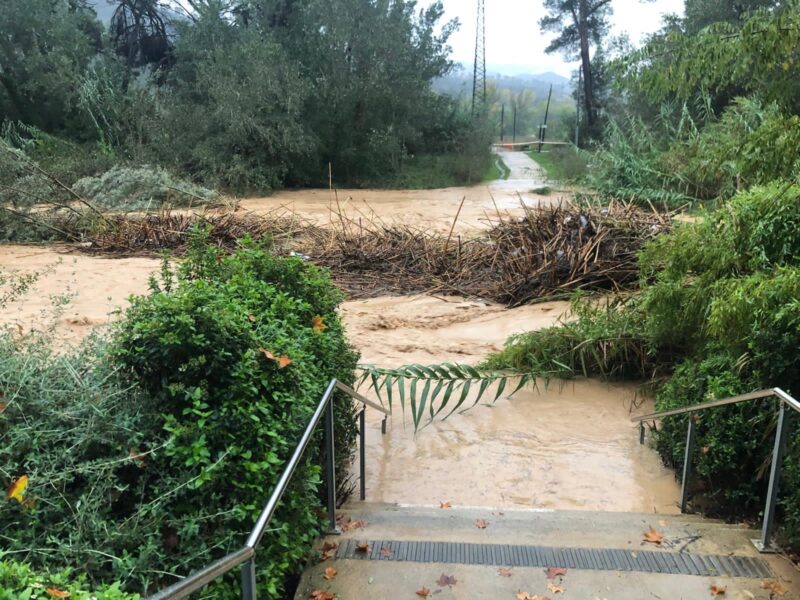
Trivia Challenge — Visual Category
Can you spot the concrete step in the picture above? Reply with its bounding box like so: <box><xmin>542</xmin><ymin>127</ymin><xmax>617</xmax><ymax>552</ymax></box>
<box><xmin>294</xmin><ymin>503</ymin><xmax>799</xmax><ymax>599</ymax></box>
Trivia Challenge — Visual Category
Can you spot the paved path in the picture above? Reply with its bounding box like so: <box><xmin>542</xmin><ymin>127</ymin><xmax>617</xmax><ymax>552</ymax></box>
<box><xmin>296</xmin><ymin>505</ymin><xmax>798</xmax><ymax>599</ymax></box>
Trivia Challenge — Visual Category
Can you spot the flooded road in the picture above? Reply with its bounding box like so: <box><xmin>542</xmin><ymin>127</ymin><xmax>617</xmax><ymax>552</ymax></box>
<box><xmin>0</xmin><ymin>159</ymin><xmax>681</xmax><ymax>512</ymax></box>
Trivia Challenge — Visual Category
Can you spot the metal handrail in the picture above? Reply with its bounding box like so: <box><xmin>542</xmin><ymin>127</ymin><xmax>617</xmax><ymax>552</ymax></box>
<box><xmin>633</xmin><ymin>387</ymin><xmax>798</xmax><ymax>553</ymax></box>
<box><xmin>148</xmin><ymin>379</ymin><xmax>390</xmax><ymax>600</ymax></box>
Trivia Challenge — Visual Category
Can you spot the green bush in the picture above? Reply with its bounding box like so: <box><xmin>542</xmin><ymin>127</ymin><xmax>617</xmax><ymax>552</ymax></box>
<box><xmin>0</xmin><ymin>235</ymin><xmax>359</xmax><ymax>597</ymax></box>
<box><xmin>0</xmin><ymin>555</ymin><xmax>139</xmax><ymax>600</ymax></box>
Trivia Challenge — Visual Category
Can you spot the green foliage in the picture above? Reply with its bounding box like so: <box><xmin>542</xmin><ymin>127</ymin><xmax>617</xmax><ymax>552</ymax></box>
<box><xmin>484</xmin><ymin>296</ymin><xmax>655</xmax><ymax>380</ymax></box>
<box><xmin>72</xmin><ymin>165</ymin><xmax>219</xmax><ymax>211</ymax></box>
<box><xmin>358</xmin><ymin>363</ymin><xmax>534</xmax><ymax>430</ymax></box>
<box><xmin>615</xmin><ymin>3</ymin><xmax>800</xmax><ymax>112</ymax></box>
<box><xmin>0</xmin><ymin>555</ymin><xmax>139</xmax><ymax>600</ymax></box>
<box><xmin>528</xmin><ymin>146</ymin><xmax>589</xmax><ymax>182</ymax></box>
<box><xmin>0</xmin><ymin>236</ymin><xmax>359</xmax><ymax>597</ymax></box>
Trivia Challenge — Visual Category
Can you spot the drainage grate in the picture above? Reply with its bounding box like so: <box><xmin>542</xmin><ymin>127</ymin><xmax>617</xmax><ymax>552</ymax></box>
<box><xmin>335</xmin><ymin>539</ymin><xmax>772</xmax><ymax>578</ymax></box>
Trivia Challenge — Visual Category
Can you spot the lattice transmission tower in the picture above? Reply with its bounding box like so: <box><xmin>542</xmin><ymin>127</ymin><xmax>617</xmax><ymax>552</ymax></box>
<box><xmin>471</xmin><ymin>0</ymin><xmax>486</xmax><ymax>117</ymax></box>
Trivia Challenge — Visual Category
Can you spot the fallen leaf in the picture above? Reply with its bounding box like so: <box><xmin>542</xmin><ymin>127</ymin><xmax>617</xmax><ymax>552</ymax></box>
<box><xmin>356</xmin><ymin>542</ymin><xmax>371</xmax><ymax>553</ymax></box>
<box><xmin>475</xmin><ymin>518</ymin><xmax>488</xmax><ymax>529</ymax></box>
<box><xmin>643</xmin><ymin>527</ymin><xmax>664</xmax><ymax>544</ymax></box>
<box><xmin>516</xmin><ymin>593</ymin><xmax>550</xmax><ymax>600</ymax></box>
<box><xmin>258</xmin><ymin>348</ymin><xmax>293</xmax><ymax>369</ymax></box>
<box><xmin>436</xmin><ymin>573</ymin><xmax>457</xmax><ymax>587</ymax></box>
<box><xmin>312</xmin><ymin>315</ymin><xmax>327</xmax><ymax>333</ymax></box>
<box><xmin>323</xmin><ymin>567</ymin><xmax>337</xmax><ymax>581</ymax></box>
<box><xmin>547</xmin><ymin>582</ymin><xmax>564</xmax><ymax>594</ymax></box>
<box><xmin>46</xmin><ymin>589</ymin><xmax>70</xmax><ymax>599</ymax></box>
<box><xmin>709</xmin><ymin>584</ymin><xmax>726</xmax><ymax>596</ymax></box>
<box><xmin>498</xmin><ymin>567</ymin><xmax>513</xmax><ymax>577</ymax></box>
<box><xmin>544</xmin><ymin>567</ymin><xmax>567</xmax><ymax>579</ymax></box>
<box><xmin>320</xmin><ymin>541</ymin><xmax>338</xmax><ymax>561</ymax></box>
<box><xmin>6</xmin><ymin>475</ymin><xmax>28</xmax><ymax>503</ymax></box>
<box><xmin>379</xmin><ymin>547</ymin><xmax>394</xmax><ymax>558</ymax></box>
<box><xmin>439</xmin><ymin>501</ymin><xmax>452</xmax><ymax>509</ymax></box>
<box><xmin>416</xmin><ymin>587</ymin><xmax>431</xmax><ymax>598</ymax></box>
<box><xmin>310</xmin><ymin>591</ymin><xmax>334</xmax><ymax>600</ymax></box>
<box><xmin>248</xmin><ymin>315</ymin><xmax>257</xmax><ymax>322</ymax></box>
<box><xmin>761</xmin><ymin>580</ymin><xmax>787</xmax><ymax>596</ymax></box>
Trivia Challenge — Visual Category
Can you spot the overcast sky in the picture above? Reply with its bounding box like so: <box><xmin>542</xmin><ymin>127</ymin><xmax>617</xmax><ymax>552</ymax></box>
<box><xmin>438</xmin><ymin>0</ymin><xmax>684</xmax><ymax>77</ymax></box>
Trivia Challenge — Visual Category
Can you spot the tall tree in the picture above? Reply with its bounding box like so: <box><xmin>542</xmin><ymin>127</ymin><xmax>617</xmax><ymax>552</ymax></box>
<box><xmin>540</xmin><ymin>0</ymin><xmax>612</xmax><ymax>130</ymax></box>
<box><xmin>684</xmin><ymin>0</ymin><xmax>780</xmax><ymax>33</ymax></box>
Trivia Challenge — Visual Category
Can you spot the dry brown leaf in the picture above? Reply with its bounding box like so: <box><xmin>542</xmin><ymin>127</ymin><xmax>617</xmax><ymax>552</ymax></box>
<box><xmin>544</xmin><ymin>566</ymin><xmax>567</xmax><ymax>579</ymax></box>
<box><xmin>547</xmin><ymin>582</ymin><xmax>565</xmax><ymax>594</ymax></box>
<box><xmin>709</xmin><ymin>584</ymin><xmax>726</xmax><ymax>596</ymax></box>
<box><xmin>312</xmin><ymin>315</ymin><xmax>327</xmax><ymax>333</ymax></box>
<box><xmin>436</xmin><ymin>573</ymin><xmax>457</xmax><ymax>587</ymax></box>
<box><xmin>516</xmin><ymin>593</ymin><xmax>550</xmax><ymax>600</ymax></box>
<box><xmin>379</xmin><ymin>547</ymin><xmax>394</xmax><ymax>558</ymax></box>
<box><xmin>323</xmin><ymin>567</ymin><xmax>337</xmax><ymax>581</ymax></box>
<box><xmin>498</xmin><ymin>567</ymin><xmax>513</xmax><ymax>577</ymax></box>
<box><xmin>761</xmin><ymin>580</ymin><xmax>787</xmax><ymax>596</ymax></box>
<box><xmin>356</xmin><ymin>542</ymin><xmax>371</xmax><ymax>553</ymax></box>
<box><xmin>643</xmin><ymin>527</ymin><xmax>664</xmax><ymax>544</ymax></box>
<box><xmin>6</xmin><ymin>474</ymin><xmax>28</xmax><ymax>503</ymax></box>
<box><xmin>258</xmin><ymin>347</ymin><xmax>292</xmax><ymax>369</ymax></box>
<box><xmin>416</xmin><ymin>586</ymin><xmax>431</xmax><ymax>597</ymax></box>
<box><xmin>439</xmin><ymin>501</ymin><xmax>452</xmax><ymax>509</ymax></box>
<box><xmin>46</xmin><ymin>589</ymin><xmax>70</xmax><ymax>599</ymax></box>
<box><xmin>248</xmin><ymin>314</ymin><xmax>257</xmax><ymax>322</ymax></box>
<box><xmin>310</xmin><ymin>591</ymin><xmax>334</xmax><ymax>600</ymax></box>
<box><xmin>475</xmin><ymin>518</ymin><xmax>488</xmax><ymax>529</ymax></box>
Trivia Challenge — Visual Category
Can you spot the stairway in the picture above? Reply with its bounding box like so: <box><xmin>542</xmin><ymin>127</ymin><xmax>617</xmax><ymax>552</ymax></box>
<box><xmin>295</xmin><ymin>503</ymin><xmax>797</xmax><ymax>599</ymax></box>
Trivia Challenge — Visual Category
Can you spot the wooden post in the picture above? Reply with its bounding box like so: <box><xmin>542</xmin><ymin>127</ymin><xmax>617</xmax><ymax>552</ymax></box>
<box><xmin>500</xmin><ymin>104</ymin><xmax>505</xmax><ymax>143</ymax></box>
<box><xmin>512</xmin><ymin>104</ymin><xmax>517</xmax><ymax>145</ymax></box>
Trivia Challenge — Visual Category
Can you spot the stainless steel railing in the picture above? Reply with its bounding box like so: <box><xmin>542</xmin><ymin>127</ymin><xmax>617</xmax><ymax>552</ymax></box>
<box><xmin>633</xmin><ymin>387</ymin><xmax>799</xmax><ymax>552</ymax></box>
<box><xmin>147</xmin><ymin>379</ymin><xmax>390</xmax><ymax>600</ymax></box>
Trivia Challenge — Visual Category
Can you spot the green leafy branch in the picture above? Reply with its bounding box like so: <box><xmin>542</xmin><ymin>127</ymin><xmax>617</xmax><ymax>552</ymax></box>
<box><xmin>356</xmin><ymin>363</ymin><xmax>540</xmax><ymax>430</ymax></box>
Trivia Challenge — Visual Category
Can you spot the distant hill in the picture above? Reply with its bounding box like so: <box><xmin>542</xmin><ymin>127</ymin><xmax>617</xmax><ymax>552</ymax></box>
<box><xmin>434</xmin><ymin>66</ymin><xmax>572</xmax><ymax>101</ymax></box>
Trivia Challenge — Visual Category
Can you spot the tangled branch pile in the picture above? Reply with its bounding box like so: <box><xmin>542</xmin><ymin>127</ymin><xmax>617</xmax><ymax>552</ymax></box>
<box><xmin>306</xmin><ymin>202</ymin><xmax>671</xmax><ymax>305</ymax></box>
<box><xmin>69</xmin><ymin>202</ymin><xmax>670</xmax><ymax>306</ymax></box>
<box><xmin>77</xmin><ymin>210</ymin><xmax>310</xmax><ymax>254</ymax></box>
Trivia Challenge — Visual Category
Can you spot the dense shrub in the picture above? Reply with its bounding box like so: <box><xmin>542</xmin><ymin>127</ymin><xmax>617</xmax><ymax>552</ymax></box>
<box><xmin>0</xmin><ymin>236</ymin><xmax>359</xmax><ymax>597</ymax></box>
<box><xmin>0</xmin><ymin>556</ymin><xmax>139</xmax><ymax>600</ymax></box>
<box><xmin>73</xmin><ymin>165</ymin><xmax>219</xmax><ymax>210</ymax></box>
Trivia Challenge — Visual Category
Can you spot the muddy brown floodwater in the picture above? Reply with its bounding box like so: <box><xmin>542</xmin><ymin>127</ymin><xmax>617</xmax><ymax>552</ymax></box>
<box><xmin>0</xmin><ymin>157</ymin><xmax>681</xmax><ymax>513</ymax></box>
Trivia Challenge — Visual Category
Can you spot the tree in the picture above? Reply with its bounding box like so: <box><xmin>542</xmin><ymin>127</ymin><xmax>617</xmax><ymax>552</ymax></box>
<box><xmin>684</xmin><ymin>0</ymin><xmax>780</xmax><ymax>33</ymax></box>
<box><xmin>540</xmin><ymin>0</ymin><xmax>612</xmax><ymax>130</ymax></box>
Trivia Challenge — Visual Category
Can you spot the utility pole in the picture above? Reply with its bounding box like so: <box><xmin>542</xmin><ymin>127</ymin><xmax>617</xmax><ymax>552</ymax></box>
<box><xmin>471</xmin><ymin>0</ymin><xmax>486</xmax><ymax>117</ymax></box>
<box><xmin>538</xmin><ymin>84</ymin><xmax>553</xmax><ymax>153</ymax></box>
<box><xmin>500</xmin><ymin>104</ymin><xmax>505</xmax><ymax>142</ymax></box>
<box><xmin>512</xmin><ymin>104</ymin><xmax>517</xmax><ymax>145</ymax></box>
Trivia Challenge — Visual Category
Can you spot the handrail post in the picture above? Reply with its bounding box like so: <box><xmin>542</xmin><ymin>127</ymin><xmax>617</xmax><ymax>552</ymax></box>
<box><xmin>360</xmin><ymin>408</ymin><xmax>367</xmax><ymax>501</ymax></box>
<box><xmin>241</xmin><ymin>559</ymin><xmax>256</xmax><ymax>600</ymax></box>
<box><xmin>325</xmin><ymin>396</ymin><xmax>340</xmax><ymax>534</ymax></box>
<box><xmin>755</xmin><ymin>401</ymin><xmax>790</xmax><ymax>552</ymax></box>
<box><xmin>680</xmin><ymin>415</ymin><xmax>697</xmax><ymax>513</ymax></box>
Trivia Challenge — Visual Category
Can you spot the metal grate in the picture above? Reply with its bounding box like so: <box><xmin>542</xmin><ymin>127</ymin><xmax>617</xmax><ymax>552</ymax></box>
<box><xmin>335</xmin><ymin>539</ymin><xmax>773</xmax><ymax>579</ymax></box>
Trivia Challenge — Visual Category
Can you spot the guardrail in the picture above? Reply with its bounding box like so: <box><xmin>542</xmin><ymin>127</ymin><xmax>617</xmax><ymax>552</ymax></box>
<box><xmin>633</xmin><ymin>387</ymin><xmax>799</xmax><ymax>552</ymax></box>
<box><xmin>147</xmin><ymin>379</ymin><xmax>390</xmax><ymax>600</ymax></box>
